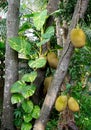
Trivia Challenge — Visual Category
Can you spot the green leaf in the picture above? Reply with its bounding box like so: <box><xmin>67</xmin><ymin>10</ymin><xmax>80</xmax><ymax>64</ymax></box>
<box><xmin>37</xmin><ymin>39</ymin><xmax>49</xmax><ymax>47</ymax></box>
<box><xmin>22</xmin><ymin>71</ymin><xmax>37</xmax><ymax>82</ymax></box>
<box><xmin>11</xmin><ymin>94</ymin><xmax>24</xmax><ymax>104</ymax></box>
<box><xmin>21</xmin><ymin>84</ymin><xmax>36</xmax><ymax>98</ymax></box>
<box><xmin>11</xmin><ymin>81</ymin><xmax>36</xmax><ymax>98</ymax></box>
<box><xmin>9</xmin><ymin>37</ymin><xmax>31</xmax><ymax>56</ymax></box>
<box><xmin>32</xmin><ymin>105</ymin><xmax>40</xmax><ymax>119</ymax></box>
<box><xmin>11</xmin><ymin>81</ymin><xmax>26</xmax><ymax>94</ymax></box>
<box><xmin>23</xmin><ymin>13</ymin><xmax>34</xmax><ymax>18</ymax></box>
<box><xmin>21</xmin><ymin>122</ymin><xmax>32</xmax><ymax>130</ymax></box>
<box><xmin>22</xmin><ymin>100</ymin><xmax>33</xmax><ymax>113</ymax></box>
<box><xmin>42</xmin><ymin>26</ymin><xmax>54</xmax><ymax>39</ymax></box>
<box><xmin>28</xmin><ymin>57</ymin><xmax>47</xmax><ymax>69</ymax></box>
<box><xmin>54</xmin><ymin>44</ymin><xmax>63</xmax><ymax>50</ymax></box>
<box><xmin>33</xmin><ymin>9</ymin><xmax>47</xmax><ymax>30</ymax></box>
<box><xmin>0</xmin><ymin>41</ymin><xmax>5</xmax><ymax>49</ymax></box>
<box><xmin>19</xmin><ymin>22</ymin><xmax>32</xmax><ymax>33</ymax></box>
<box><xmin>23</xmin><ymin>113</ymin><xmax>32</xmax><ymax>123</ymax></box>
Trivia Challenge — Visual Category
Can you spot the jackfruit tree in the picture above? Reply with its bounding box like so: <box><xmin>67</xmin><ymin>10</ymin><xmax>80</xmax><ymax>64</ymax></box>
<box><xmin>33</xmin><ymin>0</ymin><xmax>90</xmax><ymax>130</ymax></box>
<box><xmin>1</xmin><ymin>0</ymin><xmax>91</xmax><ymax>130</ymax></box>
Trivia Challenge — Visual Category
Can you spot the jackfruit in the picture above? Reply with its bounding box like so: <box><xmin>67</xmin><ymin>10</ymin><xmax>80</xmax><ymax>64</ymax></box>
<box><xmin>68</xmin><ymin>97</ymin><xmax>80</xmax><ymax>112</ymax></box>
<box><xmin>47</xmin><ymin>52</ymin><xmax>58</xmax><ymax>69</ymax></box>
<box><xmin>70</xmin><ymin>28</ymin><xmax>86</xmax><ymax>48</ymax></box>
<box><xmin>55</xmin><ymin>95</ymin><xmax>68</xmax><ymax>112</ymax></box>
<box><xmin>43</xmin><ymin>76</ymin><xmax>53</xmax><ymax>94</ymax></box>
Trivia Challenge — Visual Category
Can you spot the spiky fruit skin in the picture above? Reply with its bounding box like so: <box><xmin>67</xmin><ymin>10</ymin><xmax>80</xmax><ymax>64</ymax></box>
<box><xmin>48</xmin><ymin>58</ymin><xmax>58</xmax><ymax>69</ymax></box>
<box><xmin>47</xmin><ymin>52</ymin><xmax>58</xmax><ymax>69</ymax></box>
<box><xmin>47</xmin><ymin>52</ymin><xmax>57</xmax><ymax>59</ymax></box>
<box><xmin>68</xmin><ymin>97</ymin><xmax>80</xmax><ymax>112</ymax></box>
<box><xmin>43</xmin><ymin>76</ymin><xmax>53</xmax><ymax>94</ymax></box>
<box><xmin>55</xmin><ymin>95</ymin><xmax>68</xmax><ymax>112</ymax></box>
<box><xmin>70</xmin><ymin>28</ymin><xmax>86</xmax><ymax>48</ymax></box>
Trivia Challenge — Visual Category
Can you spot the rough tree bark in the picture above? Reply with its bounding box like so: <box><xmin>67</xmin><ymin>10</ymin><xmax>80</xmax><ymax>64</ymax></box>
<box><xmin>1</xmin><ymin>0</ymin><xmax>20</xmax><ymax>130</ymax></box>
<box><xmin>33</xmin><ymin>0</ymin><xmax>89</xmax><ymax>130</ymax></box>
<box><xmin>55</xmin><ymin>17</ymin><xmax>63</xmax><ymax>56</ymax></box>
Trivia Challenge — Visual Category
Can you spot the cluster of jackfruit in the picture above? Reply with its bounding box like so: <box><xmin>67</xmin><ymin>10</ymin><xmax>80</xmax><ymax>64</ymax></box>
<box><xmin>55</xmin><ymin>95</ymin><xmax>79</xmax><ymax>112</ymax></box>
<box><xmin>70</xmin><ymin>28</ymin><xmax>86</xmax><ymax>48</ymax></box>
<box><xmin>43</xmin><ymin>52</ymin><xmax>58</xmax><ymax>94</ymax></box>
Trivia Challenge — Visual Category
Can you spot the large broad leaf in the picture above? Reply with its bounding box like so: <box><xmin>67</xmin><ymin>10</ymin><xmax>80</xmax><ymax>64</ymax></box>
<box><xmin>11</xmin><ymin>93</ymin><xmax>24</xmax><ymax>104</ymax></box>
<box><xmin>11</xmin><ymin>81</ymin><xmax>26</xmax><ymax>94</ymax></box>
<box><xmin>23</xmin><ymin>113</ymin><xmax>32</xmax><ymax>123</ymax></box>
<box><xmin>21</xmin><ymin>71</ymin><xmax>37</xmax><ymax>83</ymax></box>
<box><xmin>32</xmin><ymin>105</ymin><xmax>40</xmax><ymax>119</ymax></box>
<box><xmin>21</xmin><ymin>84</ymin><xmax>36</xmax><ymax>98</ymax></box>
<box><xmin>42</xmin><ymin>26</ymin><xmax>54</xmax><ymax>39</ymax></box>
<box><xmin>21</xmin><ymin>122</ymin><xmax>32</xmax><ymax>130</ymax></box>
<box><xmin>33</xmin><ymin>9</ymin><xmax>47</xmax><ymax>30</ymax></box>
<box><xmin>28</xmin><ymin>57</ymin><xmax>47</xmax><ymax>69</ymax></box>
<box><xmin>22</xmin><ymin>100</ymin><xmax>33</xmax><ymax>113</ymax></box>
<box><xmin>11</xmin><ymin>81</ymin><xmax>36</xmax><ymax>98</ymax></box>
<box><xmin>9</xmin><ymin>37</ymin><xmax>31</xmax><ymax>56</ymax></box>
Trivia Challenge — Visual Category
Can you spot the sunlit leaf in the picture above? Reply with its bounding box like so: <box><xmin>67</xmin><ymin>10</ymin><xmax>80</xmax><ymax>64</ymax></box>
<box><xmin>22</xmin><ymin>71</ymin><xmax>37</xmax><ymax>82</ymax></box>
<box><xmin>21</xmin><ymin>84</ymin><xmax>36</xmax><ymax>98</ymax></box>
<box><xmin>21</xmin><ymin>122</ymin><xmax>32</xmax><ymax>130</ymax></box>
<box><xmin>23</xmin><ymin>113</ymin><xmax>32</xmax><ymax>123</ymax></box>
<box><xmin>11</xmin><ymin>93</ymin><xmax>24</xmax><ymax>104</ymax></box>
<box><xmin>33</xmin><ymin>9</ymin><xmax>47</xmax><ymax>30</ymax></box>
<box><xmin>32</xmin><ymin>105</ymin><xmax>40</xmax><ymax>119</ymax></box>
<box><xmin>9</xmin><ymin>37</ymin><xmax>31</xmax><ymax>56</ymax></box>
<box><xmin>28</xmin><ymin>57</ymin><xmax>47</xmax><ymax>69</ymax></box>
<box><xmin>11</xmin><ymin>81</ymin><xmax>26</xmax><ymax>93</ymax></box>
<box><xmin>22</xmin><ymin>100</ymin><xmax>33</xmax><ymax>113</ymax></box>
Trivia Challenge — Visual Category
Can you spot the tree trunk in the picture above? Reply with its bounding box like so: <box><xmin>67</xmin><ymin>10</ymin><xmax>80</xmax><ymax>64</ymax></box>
<box><xmin>33</xmin><ymin>0</ymin><xmax>89</xmax><ymax>130</ymax></box>
<box><xmin>1</xmin><ymin>0</ymin><xmax>20</xmax><ymax>130</ymax></box>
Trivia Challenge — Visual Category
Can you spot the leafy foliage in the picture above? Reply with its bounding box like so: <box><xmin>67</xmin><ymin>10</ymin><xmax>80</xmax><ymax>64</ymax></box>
<box><xmin>59</xmin><ymin>0</ymin><xmax>91</xmax><ymax>24</ymax></box>
<box><xmin>33</xmin><ymin>9</ymin><xmax>47</xmax><ymax>30</ymax></box>
<box><xmin>28</xmin><ymin>57</ymin><xmax>47</xmax><ymax>69</ymax></box>
<box><xmin>22</xmin><ymin>100</ymin><xmax>33</xmax><ymax>113</ymax></box>
<box><xmin>21</xmin><ymin>71</ymin><xmax>37</xmax><ymax>82</ymax></box>
<box><xmin>11</xmin><ymin>70</ymin><xmax>40</xmax><ymax>129</ymax></box>
<box><xmin>0</xmin><ymin>0</ymin><xmax>8</xmax><ymax>8</ymax></box>
<box><xmin>32</xmin><ymin>105</ymin><xmax>40</xmax><ymax>119</ymax></box>
<box><xmin>9</xmin><ymin>37</ymin><xmax>31</xmax><ymax>56</ymax></box>
<box><xmin>8</xmin><ymin>2</ymin><xmax>91</xmax><ymax>129</ymax></box>
<box><xmin>21</xmin><ymin>122</ymin><xmax>32</xmax><ymax>130</ymax></box>
<box><xmin>11</xmin><ymin>94</ymin><xmax>24</xmax><ymax>104</ymax></box>
<box><xmin>69</xmin><ymin>47</ymin><xmax>91</xmax><ymax>81</ymax></box>
<box><xmin>70</xmin><ymin>83</ymin><xmax>91</xmax><ymax>130</ymax></box>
